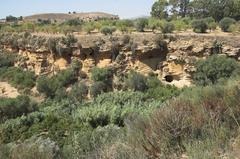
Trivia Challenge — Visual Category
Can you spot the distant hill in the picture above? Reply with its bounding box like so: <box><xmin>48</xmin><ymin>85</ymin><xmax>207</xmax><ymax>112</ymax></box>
<box><xmin>24</xmin><ymin>12</ymin><xmax>119</xmax><ymax>22</ymax></box>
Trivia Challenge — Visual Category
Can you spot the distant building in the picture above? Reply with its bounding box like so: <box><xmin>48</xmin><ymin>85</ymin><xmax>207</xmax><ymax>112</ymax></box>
<box><xmin>0</xmin><ymin>19</ymin><xmax>6</xmax><ymax>24</ymax></box>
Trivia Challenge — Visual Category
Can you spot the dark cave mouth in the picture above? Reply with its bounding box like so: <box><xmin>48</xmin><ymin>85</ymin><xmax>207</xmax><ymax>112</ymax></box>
<box><xmin>164</xmin><ymin>75</ymin><xmax>174</xmax><ymax>83</ymax></box>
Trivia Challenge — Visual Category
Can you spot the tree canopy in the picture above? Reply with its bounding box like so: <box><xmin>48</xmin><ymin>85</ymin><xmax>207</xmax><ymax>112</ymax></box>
<box><xmin>151</xmin><ymin>0</ymin><xmax>240</xmax><ymax>21</ymax></box>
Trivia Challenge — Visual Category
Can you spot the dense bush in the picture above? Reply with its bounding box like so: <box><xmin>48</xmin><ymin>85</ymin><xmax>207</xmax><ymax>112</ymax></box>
<box><xmin>126</xmin><ymin>80</ymin><xmax>240</xmax><ymax>158</ymax></box>
<box><xmin>219</xmin><ymin>17</ymin><xmax>236</xmax><ymax>32</ymax></box>
<box><xmin>83</xmin><ymin>23</ymin><xmax>95</xmax><ymax>34</ymax></box>
<box><xmin>90</xmin><ymin>81</ymin><xmax>107</xmax><ymax>98</ymax></box>
<box><xmin>0</xmin><ymin>67</ymin><xmax>36</xmax><ymax>89</ymax></box>
<box><xmin>70</xmin><ymin>82</ymin><xmax>88</xmax><ymax>102</ymax></box>
<box><xmin>0</xmin><ymin>52</ymin><xmax>16</xmax><ymax>67</ymax></box>
<box><xmin>121</xmin><ymin>35</ymin><xmax>131</xmax><ymax>45</ymax></box>
<box><xmin>135</xmin><ymin>18</ymin><xmax>148</xmax><ymax>32</ymax></box>
<box><xmin>161</xmin><ymin>22</ymin><xmax>175</xmax><ymax>33</ymax></box>
<box><xmin>91</xmin><ymin>67</ymin><xmax>113</xmax><ymax>83</ymax></box>
<box><xmin>37</xmin><ymin>68</ymin><xmax>77</xmax><ymax>98</ymax></box>
<box><xmin>191</xmin><ymin>19</ymin><xmax>208</xmax><ymax>33</ymax></box>
<box><xmin>0</xmin><ymin>95</ymin><xmax>37</xmax><ymax>122</ymax></box>
<box><xmin>125</xmin><ymin>71</ymin><xmax>148</xmax><ymax>92</ymax></box>
<box><xmin>65</xmin><ymin>19</ymin><xmax>82</xmax><ymax>26</ymax></box>
<box><xmin>204</xmin><ymin>17</ymin><xmax>217</xmax><ymax>31</ymax></box>
<box><xmin>100</xmin><ymin>26</ymin><xmax>116</xmax><ymax>35</ymax></box>
<box><xmin>193</xmin><ymin>55</ymin><xmax>239</xmax><ymax>86</ymax></box>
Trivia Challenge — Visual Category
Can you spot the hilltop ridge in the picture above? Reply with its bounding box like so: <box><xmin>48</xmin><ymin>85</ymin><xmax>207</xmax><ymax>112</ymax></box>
<box><xmin>24</xmin><ymin>12</ymin><xmax>119</xmax><ymax>22</ymax></box>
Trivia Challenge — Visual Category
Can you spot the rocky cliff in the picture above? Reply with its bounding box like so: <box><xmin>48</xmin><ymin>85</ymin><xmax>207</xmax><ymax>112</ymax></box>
<box><xmin>1</xmin><ymin>32</ymin><xmax>240</xmax><ymax>88</ymax></box>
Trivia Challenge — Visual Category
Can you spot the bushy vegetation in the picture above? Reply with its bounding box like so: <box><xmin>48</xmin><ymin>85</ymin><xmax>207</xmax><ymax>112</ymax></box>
<box><xmin>0</xmin><ymin>52</ymin><xmax>16</xmax><ymax>67</ymax></box>
<box><xmin>90</xmin><ymin>67</ymin><xmax>113</xmax><ymax>97</ymax></box>
<box><xmin>37</xmin><ymin>68</ymin><xmax>77</xmax><ymax>98</ymax></box>
<box><xmin>160</xmin><ymin>22</ymin><xmax>175</xmax><ymax>33</ymax></box>
<box><xmin>124</xmin><ymin>71</ymin><xmax>148</xmax><ymax>92</ymax></box>
<box><xmin>135</xmin><ymin>18</ymin><xmax>148</xmax><ymax>32</ymax></box>
<box><xmin>0</xmin><ymin>95</ymin><xmax>37</xmax><ymax>122</ymax></box>
<box><xmin>0</xmin><ymin>67</ymin><xmax>36</xmax><ymax>89</ymax></box>
<box><xmin>100</xmin><ymin>26</ymin><xmax>116</xmax><ymax>35</ymax></box>
<box><xmin>2</xmin><ymin>1</ymin><xmax>240</xmax><ymax>158</ymax></box>
<box><xmin>219</xmin><ymin>17</ymin><xmax>236</xmax><ymax>32</ymax></box>
<box><xmin>126</xmin><ymin>80</ymin><xmax>240</xmax><ymax>158</ymax></box>
<box><xmin>192</xmin><ymin>19</ymin><xmax>208</xmax><ymax>33</ymax></box>
<box><xmin>193</xmin><ymin>55</ymin><xmax>240</xmax><ymax>86</ymax></box>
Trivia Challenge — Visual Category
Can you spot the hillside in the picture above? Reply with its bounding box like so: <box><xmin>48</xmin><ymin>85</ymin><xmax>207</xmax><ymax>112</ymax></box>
<box><xmin>1</xmin><ymin>0</ymin><xmax>240</xmax><ymax>158</ymax></box>
<box><xmin>24</xmin><ymin>12</ymin><xmax>119</xmax><ymax>22</ymax></box>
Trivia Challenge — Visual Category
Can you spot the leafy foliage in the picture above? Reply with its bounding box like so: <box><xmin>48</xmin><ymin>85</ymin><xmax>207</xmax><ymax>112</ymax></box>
<box><xmin>135</xmin><ymin>18</ymin><xmax>148</xmax><ymax>32</ymax></box>
<box><xmin>193</xmin><ymin>55</ymin><xmax>239</xmax><ymax>86</ymax></box>
<box><xmin>0</xmin><ymin>67</ymin><xmax>36</xmax><ymax>89</ymax></box>
<box><xmin>191</xmin><ymin>19</ymin><xmax>208</xmax><ymax>33</ymax></box>
<box><xmin>100</xmin><ymin>26</ymin><xmax>116</xmax><ymax>35</ymax></box>
<box><xmin>124</xmin><ymin>71</ymin><xmax>148</xmax><ymax>92</ymax></box>
<box><xmin>37</xmin><ymin>68</ymin><xmax>77</xmax><ymax>98</ymax></box>
<box><xmin>161</xmin><ymin>22</ymin><xmax>175</xmax><ymax>33</ymax></box>
<box><xmin>0</xmin><ymin>95</ymin><xmax>37</xmax><ymax>122</ymax></box>
<box><xmin>219</xmin><ymin>17</ymin><xmax>236</xmax><ymax>32</ymax></box>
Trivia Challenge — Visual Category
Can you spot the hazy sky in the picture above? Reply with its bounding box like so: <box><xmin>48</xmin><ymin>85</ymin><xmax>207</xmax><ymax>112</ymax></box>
<box><xmin>0</xmin><ymin>0</ymin><xmax>155</xmax><ymax>19</ymax></box>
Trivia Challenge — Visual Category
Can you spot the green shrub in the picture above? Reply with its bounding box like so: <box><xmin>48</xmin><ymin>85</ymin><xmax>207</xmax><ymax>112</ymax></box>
<box><xmin>219</xmin><ymin>17</ymin><xmax>236</xmax><ymax>32</ymax></box>
<box><xmin>172</xmin><ymin>19</ymin><xmax>189</xmax><ymax>31</ymax></box>
<box><xmin>208</xmin><ymin>22</ymin><xmax>217</xmax><ymax>31</ymax></box>
<box><xmin>65</xmin><ymin>19</ymin><xmax>82</xmax><ymax>26</ymax></box>
<box><xmin>211</xmin><ymin>40</ymin><xmax>222</xmax><ymax>54</ymax></box>
<box><xmin>111</xmin><ymin>42</ymin><xmax>120</xmax><ymax>61</ymax></box>
<box><xmin>10</xmin><ymin>136</ymin><xmax>61</xmax><ymax>159</ymax></box>
<box><xmin>122</xmin><ymin>35</ymin><xmax>131</xmax><ymax>45</ymax></box>
<box><xmin>83</xmin><ymin>23</ymin><xmax>95</xmax><ymax>34</ymax></box>
<box><xmin>0</xmin><ymin>67</ymin><xmax>36</xmax><ymax>89</ymax></box>
<box><xmin>0</xmin><ymin>52</ymin><xmax>16</xmax><ymax>67</ymax></box>
<box><xmin>161</xmin><ymin>22</ymin><xmax>175</xmax><ymax>33</ymax></box>
<box><xmin>37</xmin><ymin>68</ymin><xmax>77</xmax><ymax>98</ymax></box>
<box><xmin>135</xmin><ymin>18</ymin><xmax>148</xmax><ymax>32</ymax></box>
<box><xmin>91</xmin><ymin>67</ymin><xmax>113</xmax><ymax>83</ymax></box>
<box><xmin>204</xmin><ymin>17</ymin><xmax>215</xmax><ymax>24</ymax></box>
<box><xmin>191</xmin><ymin>19</ymin><xmax>208</xmax><ymax>33</ymax></box>
<box><xmin>125</xmin><ymin>71</ymin><xmax>148</xmax><ymax>92</ymax></box>
<box><xmin>228</xmin><ymin>23</ymin><xmax>240</xmax><ymax>32</ymax></box>
<box><xmin>204</xmin><ymin>17</ymin><xmax>217</xmax><ymax>31</ymax></box>
<box><xmin>37</xmin><ymin>76</ymin><xmax>58</xmax><ymax>98</ymax></box>
<box><xmin>47</xmin><ymin>37</ymin><xmax>58</xmax><ymax>54</ymax></box>
<box><xmin>148</xmin><ymin>18</ymin><xmax>161</xmax><ymax>32</ymax></box>
<box><xmin>126</xmin><ymin>81</ymin><xmax>240</xmax><ymax>158</ymax></box>
<box><xmin>116</xmin><ymin>20</ymin><xmax>134</xmax><ymax>33</ymax></box>
<box><xmin>76</xmin><ymin>90</ymin><xmax>161</xmax><ymax>128</ymax></box>
<box><xmin>153</xmin><ymin>35</ymin><xmax>168</xmax><ymax>51</ymax></box>
<box><xmin>60</xmin><ymin>34</ymin><xmax>78</xmax><ymax>47</ymax></box>
<box><xmin>0</xmin><ymin>95</ymin><xmax>37</xmax><ymax>122</ymax></box>
<box><xmin>70</xmin><ymin>82</ymin><xmax>88</xmax><ymax>102</ymax></box>
<box><xmin>193</xmin><ymin>55</ymin><xmax>239</xmax><ymax>86</ymax></box>
<box><xmin>100</xmin><ymin>26</ymin><xmax>116</xmax><ymax>35</ymax></box>
<box><xmin>90</xmin><ymin>81</ymin><xmax>107</xmax><ymax>98</ymax></box>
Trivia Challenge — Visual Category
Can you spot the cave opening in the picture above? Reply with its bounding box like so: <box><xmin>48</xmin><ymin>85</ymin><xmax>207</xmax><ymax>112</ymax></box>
<box><xmin>165</xmin><ymin>75</ymin><xmax>174</xmax><ymax>83</ymax></box>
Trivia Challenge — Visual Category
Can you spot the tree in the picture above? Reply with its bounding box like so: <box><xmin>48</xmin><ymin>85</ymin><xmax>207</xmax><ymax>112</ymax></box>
<box><xmin>169</xmin><ymin>0</ymin><xmax>190</xmax><ymax>18</ymax></box>
<box><xmin>190</xmin><ymin>0</ymin><xmax>240</xmax><ymax>21</ymax></box>
<box><xmin>151</xmin><ymin>0</ymin><xmax>169</xmax><ymax>19</ymax></box>
<box><xmin>6</xmin><ymin>15</ymin><xmax>18</xmax><ymax>22</ymax></box>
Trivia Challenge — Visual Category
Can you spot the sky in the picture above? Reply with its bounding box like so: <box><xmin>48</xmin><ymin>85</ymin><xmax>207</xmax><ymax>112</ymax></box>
<box><xmin>0</xmin><ymin>0</ymin><xmax>155</xmax><ymax>19</ymax></box>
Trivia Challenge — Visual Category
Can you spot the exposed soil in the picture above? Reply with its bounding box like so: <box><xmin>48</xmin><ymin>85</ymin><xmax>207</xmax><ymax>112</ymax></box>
<box><xmin>0</xmin><ymin>82</ymin><xmax>19</xmax><ymax>98</ymax></box>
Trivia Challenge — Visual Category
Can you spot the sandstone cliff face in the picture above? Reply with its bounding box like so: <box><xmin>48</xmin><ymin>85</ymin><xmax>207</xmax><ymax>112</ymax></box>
<box><xmin>1</xmin><ymin>33</ymin><xmax>240</xmax><ymax>88</ymax></box>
